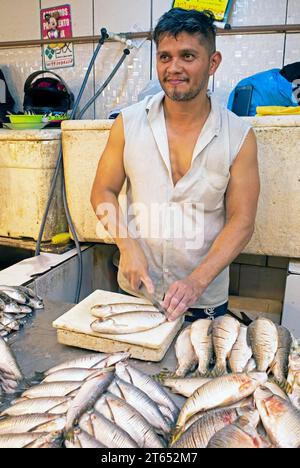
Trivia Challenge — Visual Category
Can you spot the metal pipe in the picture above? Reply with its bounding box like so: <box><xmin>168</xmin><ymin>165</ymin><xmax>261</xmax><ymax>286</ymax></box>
<box><xmin>0</xmin><ymin>24</ymin><xmax>299</xmax><ymax>49</ymax></box>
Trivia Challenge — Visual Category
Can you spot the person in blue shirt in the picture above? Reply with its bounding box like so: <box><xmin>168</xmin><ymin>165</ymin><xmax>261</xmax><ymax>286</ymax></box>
<box><xmin>228</xmin><ymin>61</ymin><xmax>300</xmax><ymax>116</ymax></box>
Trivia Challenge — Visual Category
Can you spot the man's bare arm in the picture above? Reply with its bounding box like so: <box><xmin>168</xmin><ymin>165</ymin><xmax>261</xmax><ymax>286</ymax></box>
<box><xmin>163</xmin><ymin>129</ymin><xmax>259</xmax><ymax>319</ymax></box>
<box><xmin>90</xmin><ymin>114</ymin><xmax>154</xmax><ymax>294</ymax></box>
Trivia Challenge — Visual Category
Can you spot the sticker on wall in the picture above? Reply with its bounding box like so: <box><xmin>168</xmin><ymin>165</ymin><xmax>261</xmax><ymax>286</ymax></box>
<box><xmin>41</xmin><ymin>4</ymin><xmax>75</xmax><ymax>70</ymax></box>
<box><xmin>172</xmin><ymin>0</ymin><xmax>233</xmax><ymax>22</ymax></box>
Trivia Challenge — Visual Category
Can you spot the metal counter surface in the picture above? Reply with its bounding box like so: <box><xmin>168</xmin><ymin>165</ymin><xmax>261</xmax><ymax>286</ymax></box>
<box><xmin>5</xmin><ymin>299</ymin><xmax>184</xmax><ymax>408</ymax></box>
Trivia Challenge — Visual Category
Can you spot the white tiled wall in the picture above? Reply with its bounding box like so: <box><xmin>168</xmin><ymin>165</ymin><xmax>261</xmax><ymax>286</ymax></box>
<box><xmin>228</xmin><ymin>0</ymin><xmax>288</xmax><ymax>26</ymax></box>
<box><xmin>214</xmin><ymin>34</ymin><xmax>285</xmax><ymax>106</ymax></box>
<box><xmin>287</xmin><ymin>0</ymin><xmax>300</xmax><ymax>24</ymax></box>
<box><xmin>94</xmin><ymin>0</ymin><xmax>152</xmax><ymax>32</ymax></box>
<box><xmin>0</xmin><ymin>0</ymin><xmax>41</xmax><ymax>42</ymax></box>
<box><xmin>284</xmin><ymin>34</ymin><xmax>300</xmax><ymax>65</ymax></box>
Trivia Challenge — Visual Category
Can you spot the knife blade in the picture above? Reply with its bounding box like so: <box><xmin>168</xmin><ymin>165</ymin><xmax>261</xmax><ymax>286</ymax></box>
<box><xmin>139</xmin><ymin>286</ymin><xmax>167</xmax><ymax>316</ymax></box>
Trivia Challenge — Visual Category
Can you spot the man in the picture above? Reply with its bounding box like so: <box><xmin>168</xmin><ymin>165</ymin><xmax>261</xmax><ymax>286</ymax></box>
<box><xmin>91</xmin><ymin>8</ymin><xmax>259</xmax><ymax>322</ymax></box>
<box><xmin>228</xmin><ymin>61</ymin><xmax>300</xmax><ymax>116</ymax></box>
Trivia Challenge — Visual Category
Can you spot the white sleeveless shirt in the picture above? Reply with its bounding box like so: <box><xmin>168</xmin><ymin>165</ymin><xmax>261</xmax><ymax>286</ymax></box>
<box><xmin>118</xmin><ymin>91</ymin><xmax>251</xmax><ymax>308</ymax></box>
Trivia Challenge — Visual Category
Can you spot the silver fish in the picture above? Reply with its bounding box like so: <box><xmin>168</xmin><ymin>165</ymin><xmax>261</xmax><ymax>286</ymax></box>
<box><xmin>174</xmin><ymin>326</ymin><xmax>198</xmax><ymax>377</ymax></box>
<box><xmin>190</xmin><ymin>319</ymin><xmax>214</xmax><ymax>376</ymax></box>
<box><xmin>0</xmin><ymin>432</ymin><xmax>50</xmax><ymax>448</ymax></box>
<box><xmin>115</xmin><ymin>362</ymin><xmax>179</xmax><ymax>421</ymax></box>
<box><xmin>91</xmin><ymin>302</ymin><xmax>157</xmax><ymax>318</ymax></box>
<box><xmin>21</xmin><ymin>381</ymin><xmax>81</xmax><ymax>399</ymax></box>
<box><xmin>109</xmin><ymin>377</ymin><xmax>171</xmax><ymax>435</ymax></box>
<box><xmin>254</xmin><ymin>386</ymin><xmax>300</xmax><ymax>448</ymax></box>
<box><xmin>211</xmin><ymin>315</ymin><xmax>240</xmax><ymax>377</ymax></box>
<box><xmin>173</xmin><ymin>407</ymin><xmax>242</xmax><ymax>448</ymax></box>
<box><xmin>162</xmin><ymin>376</ymin><xmax>212</xmax><ymax>398</ymax></box>
<box><xmin>0</xmin><ymin>413</ymin><xmax>60</xmax><ymax>434</ymax></box>
<box><xmin>42</xmin><ymin>367</ymin><xmax>103</xmax><ymax>383</ymax></box>
<box><xmin>228</xmin><ymin>325</ymin><xmax>252</xmax><ymax>374</ymax></box>
<box><xmin>99</xmin><ymin>392</ymin><xmax>166</xmax><ymax>448</ymax></box>
<box><xmin>207</xmin><ymin>411</ymin><xmax>267</xmax><ymax>449</ymax></box>
<box><xmin>80</xmin><ymin>411</ymin><xmax>138</xmax><ymax>448</ymax></box>
<box><xmin>0</xmin><ymin>336</ymin><xmax>23</xmax><ymax>381</ymax></box>
<box><xmin>25</xmin><ymin>431</ymin><xmax>62</xmax><ymax>449</ymax></box>
<box><xmin>66</xmin><ymin>429</ymin><xmax>106</xmax><ymax>449</ymax></box>
<box><xmin>91</xmin><ymin>311</ymin><xmax>166</xmax><ymax>334</ymax></box>
<box><xmin>247</xmin><ymin>317</ymin><xmax>278</xmax><ymax>372</ymax></box>
<box><xmin>286</xmin><ymin>351</ymin><xmax>300</xmax><ymax>409</ymax></box>
<box><xmin>271</xmin><ymin>325</ymin><xmax>292</xmax><ymax>387</ymax></box>
<box><xmin>175</xmin><ymin>372</ymin><xmax>267</xmax><ymax>435</ymax></box>
<box><xmin>0</xmin><ymin>292</ymin><xmax>22</xmax><ymax>314</ymax></box>
<box><xmin>44</xmin><ymin>354</ymin><xmax>110</xmax><ymax>375</ymax></box>
<box><xmin>0</xmin><ymin>286</ymin><xmax>28</xmax><ymax>305</ymax></box>
<box><xmin>65</xmin><ymin>371</ymin><xmax>113</xmax><ymax>431</ymax></box>
<box><xmin>1</xmin><ymin>397</ymin><xmax>71</xmax><ymax>417</ymax></box>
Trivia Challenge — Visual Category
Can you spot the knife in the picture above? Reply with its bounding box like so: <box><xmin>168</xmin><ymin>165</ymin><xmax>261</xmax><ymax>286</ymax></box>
<box><xmin>139</xmin><ymin>286</ymin><xmax>167</xmax><ymax>316</ymax></box>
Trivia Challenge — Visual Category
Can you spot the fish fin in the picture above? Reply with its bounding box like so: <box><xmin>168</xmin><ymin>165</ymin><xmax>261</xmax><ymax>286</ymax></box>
<box><xmin>239</xmin><ymin>381</ymin><xmax>253</xmax><ymax>393</ymax></box>
<box><xmin>170</xmin><ymin>426</ymin><xmax>184</xmax><ymax>446</ymax></box>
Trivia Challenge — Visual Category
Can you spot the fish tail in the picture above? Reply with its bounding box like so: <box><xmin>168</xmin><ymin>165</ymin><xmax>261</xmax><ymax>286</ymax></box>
<box><xmin>211</xmin><ymin>362</ymin><xmax>227</xmax><ymax>378</ymax></box>
<box><xmin>170</xmin><ymin>425</ymin><xmax>184</xmax><ymax>446</ymax></box>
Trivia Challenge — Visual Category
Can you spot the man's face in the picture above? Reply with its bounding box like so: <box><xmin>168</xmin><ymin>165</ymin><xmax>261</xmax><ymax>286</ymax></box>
<box><xmin>156</xmin><ymin>32</ymin><xmax>220</xmax><ymax>102</ymax></box>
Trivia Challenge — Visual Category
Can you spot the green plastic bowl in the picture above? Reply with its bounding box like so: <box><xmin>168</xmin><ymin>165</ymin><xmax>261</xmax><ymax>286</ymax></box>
<box><xmin>7</xmin><ymin>114</ymin><xmax>44</xmax><ymax>123</ymax></box>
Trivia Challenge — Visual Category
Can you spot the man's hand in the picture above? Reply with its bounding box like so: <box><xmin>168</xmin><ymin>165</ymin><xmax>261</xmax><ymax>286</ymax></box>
<box><xmin>119</xmin><ymin>240</ymin><xmax>154</xmax><ymax>295</ymax></box>
<box><xmin>162</xmin><ymin>276</ymin><xmax>206</xmax><ymax>321</ymax></box>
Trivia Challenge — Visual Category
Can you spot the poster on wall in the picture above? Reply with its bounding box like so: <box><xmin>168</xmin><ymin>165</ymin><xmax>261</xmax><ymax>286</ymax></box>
<box><xmin>172</xmin><ymin>0</ymin><xmax>233</xmax><ymax>22</ymax></box>
<box><xmin>41</xmin><ymin>4</ymin><xmax>75</xmax><ymax>70</ymax></box>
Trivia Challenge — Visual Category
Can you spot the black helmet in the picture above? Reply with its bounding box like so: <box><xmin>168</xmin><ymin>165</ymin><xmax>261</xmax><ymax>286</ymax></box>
<box><xmin>23</xmin><ymin>70</ymin><xmax>74</xmax><ymax>114</ymax></box>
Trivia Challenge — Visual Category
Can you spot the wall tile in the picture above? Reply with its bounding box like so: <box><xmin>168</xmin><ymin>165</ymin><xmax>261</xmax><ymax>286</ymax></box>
<box><xmin>0</xmin><ymin>48</ymin><xmax>43</xmax><ymax>112</ymax></box>
<box><xmin>239</xmin><ymin>265</ymin><xmax>287</xmax><ymax>301</ymax></box>
<box><xmin>228</xmin><ymin>0</ymin><xmax>287</xmax><ymax>27</ymax></box>
<box><xmin>94</xmin><ymin>0</ymin><xmax>151</xmax><ymax>32</ymax></box>
<box><xmin>284</xmin><ymin>34</ymin><xmax>300</xmax><ymax>65</ymax></box>
<box><xmin>94</xmin><ymin>42</ymin><xmax>151</xmax><ymax>118</ymax></box>
<box><xmin>41</xmin><ymin>0</ymin><xmax>93</xmax><ymax>36</ymax></box>
<box><xmin>214</xmin><ymin>34</ymin><xmax>285</xmax><ymax>106</ymax></box>
<box><xmin>287</xmin><ymin>0</ymin><xmax>300</xmax><ymax>24</ymax></box>
<box><xmin>0</xmin><ymin>0</ymin><xmax>41</xmax><ymax>42</ymax></box>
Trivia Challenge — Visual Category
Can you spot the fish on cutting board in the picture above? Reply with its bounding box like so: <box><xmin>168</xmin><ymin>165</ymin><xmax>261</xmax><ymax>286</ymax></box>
<box><xmin>91</xmin><ymin>311</ymin><xmax>166</xmax><ymax>335</ymax></box>
<box><xmin>91</xmin><ymin>302</ymin><xmax>158</xmax><ymax>318</ymax></box>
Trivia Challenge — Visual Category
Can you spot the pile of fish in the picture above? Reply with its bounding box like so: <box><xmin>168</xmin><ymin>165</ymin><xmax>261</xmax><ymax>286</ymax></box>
<box><xmin>0</xmin><ymin>336</ymin><xmax>23</xmax><ymax>395</ymax></box>
<box><xmin>159</xmin><ymin>315</ymin><xmax>300</xmax><ymax>448</ymax></box>
<box><xmin>90</xmin><ymin>301</ymin><xmax>168</xmax><ymax>334</ymax></box>
<box><xmin>0</xmin><ymin>286</ymin><xmax>44</xmax><ymax>338</ymax></box>
<box><xmin>0</xmin><ymin>352</ymin><xmax>178</xmax><ymax>448</ymax></box>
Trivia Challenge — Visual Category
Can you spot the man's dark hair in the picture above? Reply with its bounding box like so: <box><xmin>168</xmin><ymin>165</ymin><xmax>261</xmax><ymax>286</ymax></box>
<box><xmin>280</xmin><ymin>61</ymin><xmax>300</xmax><ymax>82</ymax></box>
<box><xmin>153</xmin><ymin>8</ymin><xmax>216</xmax><ymax>55</ymax></box>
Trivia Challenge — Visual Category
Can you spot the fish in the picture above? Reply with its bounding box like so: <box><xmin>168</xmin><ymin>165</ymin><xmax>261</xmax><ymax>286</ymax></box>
<box><xmin>115</xmin><ymin>362</ymin><xmax>179</xmax><ymax>422</ymax></box>
<box><xmin>0</xmin><ymin>335</ymin><xmax>23</xmax><ymax>381</ymax></box>
<box><xmin>1</xmin><ymin>397</ymin><xmax>72</xmax><ymax>417</ymax></box>
<box><xmin>247</xmin><ymin>317</ymin><xmax>278</xmax><ymax>372</ymax></box>
<box><xmin>65</xmin><ymin>371</ymin><xmax>113</xmax><ymax>431</ymax></box>
<box><xmin>162</xmin><ymin>376</ymin><xmax>212</xmax><ymax>398</ymax></box>
<box><xmin>21</xmin><ymin>381</ymin><xmax>81</xmax><ymax>399</ymax></box>
<box><xmin>0</xmin><ymin>286</ymin><xmax>28</xmax><ymax>305</ymax></box>
<box><xmin>0</xmin><ymin>432</ymin><xmax>52</xmax><ymax>448</ymax></box>
<box><xmin>254</xmin><ymin>386</ymin><xmax>300</xmax><ymax>448</ymax></box>
<box><xmin>0</xmin><ymin>292</ymin><xmax>22</xmax><ymax>314</ymax></box>
<box><xmin>174</xmin><ymin>326</ymin><xmax>198</xmax><ymax>377</ymax></box>
<box><xmin>286</xmin><ymin>351</ymin><xmax>300</xmax><ymax>409</ymax></box>
<box><xmin>16</xmin><ymin>286</ymin><xmax>44</xmax><ymax>309</ymax></box>
<box><xmin>228</xmin><ymin>325</ymin><xmax>252</xmax><ymax>374</ymax></box>
<box><xmin>244</xmin><ymin>358</ymin><xmax>257</xmax><ymax>373</ymax></box>
<box><xmin>79</xmin><ymin>410</ymin><xmax>139</xmax><ymax>448</ymax></box>
<box><xmin>65</xmin><ymin>429</ymin><xmax>106</xmax><ymax>449</ymax></box>
<box><xmin>0</xmin><ymin>413</ymin><xmax>61</xmax><ymax>434</ymax></box>
<box><xmin>261</xmin><ymin>381</ymin><xmax>288</xmax><ymax>400</ymax></box>
<box><xmin>207</xmin><ymin>411</ymin><xmax>267</xmax><ymax>449</ymax></box>
<box><xmin>91</xmin><ymin>311</ymin><xmax>166</xmax><ymax>334</ymax></box>
<box><xmin>42</xmin><ymin>367</ymin><xmax>103</xmax><ymax>383</ymax></box>
<box><xmin>271</xmin><ymin>325</ymin><xmax>292</xmax><ymax>387</ymax></box>
<box><xmin>211</xmin><ymin>315</ymin><xmax>240</xmax><ymax>377</ymax></box>
<box><xmin>174</xmin><ymin>372</ymin><xmax>267</xmax><ymax>436</ymax></box>
<box><xmin>97</xmin><ymin>392</ymin><xmax>166</xmax><ymax>448</ymax></box>
<box><xmin>91</xmin><ymin>302</ymin><xmax>157</xmax><ymax>318</ymax></box>
<box><xmin>172</xmin><ymin>407</ymin><xmax>242</xmax><ymax>448</ymax></box>
<box><xmin>190</xmin><ymin>319</ymin><xmax>214</xmax><ymax>376</ymax></box>
<box><xmin>25</xmin><ymin>431</ymin><xmax>62</xmax><ymax>449</ymax></box>
<box><xmin>44</xmin><ymin>354</ymin><xmax>110</xmax><ymax>375</ymax></box>
<box><xmin>109</xmin><ymin>377</ymin><xmax>171</xmax><ymax>435</ymax></box>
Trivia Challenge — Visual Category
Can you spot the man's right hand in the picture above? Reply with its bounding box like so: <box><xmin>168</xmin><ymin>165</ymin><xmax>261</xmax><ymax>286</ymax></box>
<box><xmin>119</xmin><ymin>240</ymin><xmax>154</xmax><ymax>295</ymax></box>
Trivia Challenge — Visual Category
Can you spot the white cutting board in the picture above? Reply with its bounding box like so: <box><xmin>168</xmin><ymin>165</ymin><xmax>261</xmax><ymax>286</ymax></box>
<box><xmin>52</xmin><ymin>290</ymin><xmax>183</xmax><ymax>362</ymax></box>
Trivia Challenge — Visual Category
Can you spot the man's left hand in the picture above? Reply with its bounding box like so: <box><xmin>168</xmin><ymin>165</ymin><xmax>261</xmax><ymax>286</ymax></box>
<box><xmin>162</xmin><ymin>276</ymin><xmax>205</xmax><ymax>321</ymax></box>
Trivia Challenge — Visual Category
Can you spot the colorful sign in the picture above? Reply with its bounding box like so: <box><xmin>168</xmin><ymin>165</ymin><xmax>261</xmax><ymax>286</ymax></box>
<box><xmin>172</xmin><ymin>0</ymin><xmax>231</xmax><ymax>22</ymax></box>
<box><xmin>41</xmin><ymin>4</ymin><xmax>74</xmax><ymax>70</ymax></box>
